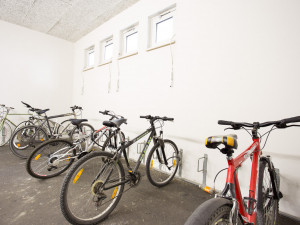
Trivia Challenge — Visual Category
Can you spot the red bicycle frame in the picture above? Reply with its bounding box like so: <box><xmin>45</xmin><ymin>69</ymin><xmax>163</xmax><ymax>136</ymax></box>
<box><xmin>224</xmin><ymin>138</ymin><xmax>262</xmax><ymax>224</ymax></box>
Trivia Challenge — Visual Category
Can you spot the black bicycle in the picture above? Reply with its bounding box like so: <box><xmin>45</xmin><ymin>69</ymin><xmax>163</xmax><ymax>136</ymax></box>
<box><xmin>60</xmin><ymin>115</ymin><xmax>180</xmax><ymax>225</ymax></box>
<box><xmin>9</xmin><ymin>108</ymin><xmax>94</xmax><ymax>159</ymax></box>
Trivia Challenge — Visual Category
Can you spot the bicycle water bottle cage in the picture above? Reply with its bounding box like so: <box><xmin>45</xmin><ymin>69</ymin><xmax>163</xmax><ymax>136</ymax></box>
<box><xmin>205</xmin><ymin>135</ymin><xmax>238</xmax><ymax>150</ymax></box>
<box><xmin>103</xmin><ymin>118</ymin><xmax>127</xmax><ymax>128</ymax></box>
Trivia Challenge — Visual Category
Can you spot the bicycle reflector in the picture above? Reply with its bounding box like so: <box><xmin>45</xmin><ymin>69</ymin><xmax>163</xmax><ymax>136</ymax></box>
<box><xmin>73</xmin><ymin>169</ymin><xmax>84</xmax><ymax>184</ymax></box>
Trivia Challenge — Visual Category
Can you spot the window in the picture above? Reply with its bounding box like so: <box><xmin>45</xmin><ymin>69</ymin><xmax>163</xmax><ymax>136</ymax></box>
<box><xmin>85</xmin><ymin>46</ymin><xmax>95</xmax><ymax>68</ymax></box>
<box><xmin>149</xmin><ymin>6</ymin><xmax>176</xmax><ymax>48</ymax></box>
<box><xmin>100</xmin><ymin>37</ymin><xmax>114</xmax><ymax>64</ymax></box>
<box><xmin>120</xmin><ymin>24</ymin><xmax>138</xmax><ymax>56</ymax></box>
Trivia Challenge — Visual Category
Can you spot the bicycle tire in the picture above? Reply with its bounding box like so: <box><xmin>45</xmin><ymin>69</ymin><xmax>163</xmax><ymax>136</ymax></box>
<box><xmin>146</xmin><ymin>139</ymin><xmax>179</xmax><ymax>187</ymax></box>
<box><xmin>102</xmin><ymin>131</ymin><xmax>125</xmax><ymax>152</ymax></box>
<box><xmin>256</xmin><ymin>159</ymin><xmax>279</xmax><ymax>225</ymax></box>
<box><xmin>184</xmin><ymin>198</ymin><xmax>243</xmax><ymax>225</ymax></box>
<box><xmin>9</xmin><ymin>125</ymin><xmax>48</xmax><ymax>159</ymax></box>
<box><xmin>0</xmin><ymin>121</ymin><xmax>12</xmax><ymax>147</ymax></box>
<box><xmin>60</xmin><ymin>151</ymin><xmax>125</xmax><ymax>224</ymax></box>
<box><xmin>70</xmin><ymin>123</ymin><xmax>95</xmax><ymax>142</ymax></box>
<box><xmin>26</xmin><ymin>139</ymin><xmax>75</xmax><ymax>179</ymax></box>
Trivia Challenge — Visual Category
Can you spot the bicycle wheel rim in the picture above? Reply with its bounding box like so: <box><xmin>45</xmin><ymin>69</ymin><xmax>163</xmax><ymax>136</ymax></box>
<box><xmin>28</xmin><ymin>140</ymin><xmax>74</xmax><ymax>178</ymax></box>
<box><xmin>61</xmin><ymin>153</ymin><xmax>124</xmax><ymax>223</ymax></box>
<box><xmin>10</xmin><ymin>126</ymin><xmax>48</xmax><ymax>158</ymax></box>
<box><xmin>147</xmin><ymin>140</ymin><xmax>179</xmax><ymax>186</ymax></box>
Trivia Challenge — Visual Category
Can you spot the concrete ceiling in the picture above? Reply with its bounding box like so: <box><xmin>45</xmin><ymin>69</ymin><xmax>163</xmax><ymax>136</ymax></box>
<box><xmin>0</xmin><ymin>0</ymin><xmax>140</xmax><ymax>42</ymax></box>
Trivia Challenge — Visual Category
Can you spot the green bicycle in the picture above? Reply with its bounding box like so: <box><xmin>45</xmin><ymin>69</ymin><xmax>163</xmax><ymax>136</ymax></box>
<box><xmin>0</xmin><ymin>104</ymin><xmax>34</xmax><ymax>147</ymax></box>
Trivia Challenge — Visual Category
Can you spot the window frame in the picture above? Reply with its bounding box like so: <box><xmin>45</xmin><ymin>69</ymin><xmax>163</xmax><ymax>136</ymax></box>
<box><xmin>84</xmin><ymin>45</ymin><xmax>95</xmax><ymax>69</ymax></box>
<box><xmin>149</xmin><ymin>6</ymin><xmax>176</xmax><ymax>48</ymax></box>
<box><xmin>120</xmin><ymin>24</ymin><xmax>139</xmax><ymax>57</ymax></box>
<box><xmin>100</xmin><ymin>36</ymin><xmax>114</xmax><ymax>65</ymax></box>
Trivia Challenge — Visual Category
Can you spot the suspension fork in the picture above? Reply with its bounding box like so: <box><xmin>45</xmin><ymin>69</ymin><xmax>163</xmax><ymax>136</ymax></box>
<box><xmin>154</xmin><ymin>136</ymin><xmax>170</xmax><ymax>167</ymax></box>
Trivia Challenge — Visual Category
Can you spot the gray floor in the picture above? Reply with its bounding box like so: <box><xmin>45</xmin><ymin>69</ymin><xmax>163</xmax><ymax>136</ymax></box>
<box><xmin>0</xmin><ymin>145</ymin><xmax>299</xmax><ymax>225</ymax></box>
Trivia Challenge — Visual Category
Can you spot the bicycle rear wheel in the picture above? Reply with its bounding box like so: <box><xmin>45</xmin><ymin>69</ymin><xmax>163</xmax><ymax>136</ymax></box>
<box><xmin>146</xmin><ymin>139</ymin><xmax>179</xmax><ymax>187</ymax></box>
<box><xmin>70</xmin><ymin>123</ymin><xmax>94</xmax><ymax>142</ymax></box>
<box><xmin>184</xmin><ymin>198</ymin><xmax>243</xmax><ymax>225</ymax></box>
<box><xmin>0</xmin><ymin>121</ymin><xmax>12</xmax><ymax>147</ymax></box>
<box><xmin>26</xmin><ymin>139</ymin><xmax>75</xmax><ymax>179</ymax></box>
<box><xmin>256</xmin><ymin>159</ymin><xmax>279</xmax><ymax>225</ymax></box>
<box><xmin>9</xmin><ymin>125</ymin><xmax>48</xmax><ymax>159</ymax></box>
<box><xmin>102</xmin><ymin>131</ymin><xmax>125</xmax><ymax>152</ymax></box>
<box><xmin>56</xmin><ymin>119</ymin><xmax>75</xmax><ymax>139</ymax></box>
<box><xmin>60</xmin><ymin>151</ymin><xmax>125</xmax><ymax>224</ymax></box>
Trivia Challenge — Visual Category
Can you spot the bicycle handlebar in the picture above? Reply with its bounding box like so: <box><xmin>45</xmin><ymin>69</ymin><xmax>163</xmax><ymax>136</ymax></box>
<box><xmin>71</xmin><ymin>105</ymin><xmax>83</xmax><ymax>111</ymax></box>
<box><xmin>140</xmin><ymin>115</ymin><xmax>174</xmax><ymax>121</ymax></box>
<box><xmin>99</xmin><ymin>110</ymin><xmax>123</xmax><ymax>120</ymax></box>
<box><xmin>218</xmin><ymin>116</ymin><xmax>300</xmax><ymax>129</ymax></box>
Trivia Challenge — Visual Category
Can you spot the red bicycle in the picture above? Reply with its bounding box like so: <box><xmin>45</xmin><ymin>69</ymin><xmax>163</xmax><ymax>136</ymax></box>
<box><xmin>185</xmin><ymin>116</ymin><xmax>300</xmax><ymax>225</ymax></box>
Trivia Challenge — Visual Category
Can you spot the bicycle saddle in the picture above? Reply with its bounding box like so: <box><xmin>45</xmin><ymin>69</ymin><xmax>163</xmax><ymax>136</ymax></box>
<box><xmin>70</xmin><ymin>119</ymin><xmax>88</xmax><ymax>126</ymax></box>
<box><xmin>103</xmin><ymin>118</ymin><xmax>127</xmax><ymax>128</ymax></box>
<box><xmin>36</xmin><ymin>109</ymin><xmax>50</xmax><ymax>115</ymax></box>
<box><xmin>205</xmin><ymin>134</ymin><xmax>238</xmax><ymax>149</ymax></box>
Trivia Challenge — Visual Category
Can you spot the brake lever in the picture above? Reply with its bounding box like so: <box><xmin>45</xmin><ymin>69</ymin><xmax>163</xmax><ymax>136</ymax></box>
<box><xmin>283</xmin><ymin>125</ymin><xmax>300</xmax><ymax>128</ymax></box>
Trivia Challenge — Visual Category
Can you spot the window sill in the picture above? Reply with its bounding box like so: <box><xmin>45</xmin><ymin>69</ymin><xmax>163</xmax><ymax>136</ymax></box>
<box><xmin>147</xmin><ymin>41</ymin><xmax>175</xmax><ymax>52</ymax></box>
<box><xmin>118</xmin><ymin>52</ymin><xmax>138</xmax><ymax>60</ymax></box>
<box><xmin>98</xmin><ymin>61</ymin><xmax>112</xmax><ymax>67</ymax></box>
<box><xmin>83</xmin><ymin>66</ymin><xmax>94</xmax><ymax>72</ymax></box>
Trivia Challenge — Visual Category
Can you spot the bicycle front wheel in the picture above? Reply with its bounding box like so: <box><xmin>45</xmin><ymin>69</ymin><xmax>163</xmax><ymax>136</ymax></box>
<box><xmin>146</xmin><ymin>139</ymin><xmax>179</xmax><ymax>187</ymax></box>
<box><xmin>256</xmin><ymin>159</ymin><xmax>279</xmax><ymax>225</ymax></box>
<box><xmin>26</xmin><ymin>139</ymin><xmax>75</xmax><ymax>179</ymax></box>
<box><xmin>184</xmin><ymin>198</ymin><xmax>243</xmax><ymax>225</ymax></box>
<box><xmin>0</xmin><ymin>121</ymin><xmax>12</xmax><ymax>147</ymax></box>
<box><xmin>9</xmin><ymin>125</ymin><xmax>48</xmax><ymax>159</ymax></box>
<box><xmin>60</xmin><ymin>151</ymin><xmax>125</xmax><ymax>224</ymax></box>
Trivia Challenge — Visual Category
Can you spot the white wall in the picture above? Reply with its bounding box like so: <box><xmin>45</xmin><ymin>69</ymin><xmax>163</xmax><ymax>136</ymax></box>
<box><xmin>72</xmin><ymin>0</ymin><xmax>300</xmax><ymax>217</ymax></box>
<box><xmin>0</xmin><ymin>20</ymin><xmax>74</xmax><ymax>123</ymax></box>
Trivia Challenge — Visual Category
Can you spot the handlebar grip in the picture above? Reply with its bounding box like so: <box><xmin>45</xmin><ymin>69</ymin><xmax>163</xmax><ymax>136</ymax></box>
<box><xmin>281</xmin><ymin>116</ymin><xmax>300</xmax><ymax>124</ymax></box>
<box><xmin>163</xmin><ymin>117</ymin><xmax>174</xmax><ymax>121</ymax></box>
<box><xmin>218</xmin><ymin>120</ymin><xmax>232</xmax><ymax>125</ymax></box>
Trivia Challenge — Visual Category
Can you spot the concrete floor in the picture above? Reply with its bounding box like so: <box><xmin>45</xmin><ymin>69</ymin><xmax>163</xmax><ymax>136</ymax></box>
<box><xmin>0</xmin><ymin>145</ymin><xmax>299</xmax><ymax>225</ymax></box>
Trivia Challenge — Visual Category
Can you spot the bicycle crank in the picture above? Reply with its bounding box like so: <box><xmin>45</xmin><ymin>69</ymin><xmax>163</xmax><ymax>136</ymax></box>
<box><xmin>129</xmin><ymin>171</ymin><xmax>141</xmax><ymax>187</ymax></box>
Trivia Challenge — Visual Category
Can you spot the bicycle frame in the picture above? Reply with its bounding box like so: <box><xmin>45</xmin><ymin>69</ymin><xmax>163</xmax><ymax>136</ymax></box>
<box><xmin>1</xmin><ymin>110</ymin><xmax>32</xmax><ymax>128</ymax></box>
<box><xmin>218</xmin><ymin>138</ymin><xmax>261</xmax><ymax>224</ymax></box>
<box><xmin>50</xmin><ymin>125</ymin><xmax>111</xmax><ymax>163</ymax></box>
<box><xmin>101</xmin><ymin>127</ymin><xmax>162</xmax><ymax>191</ymax></box>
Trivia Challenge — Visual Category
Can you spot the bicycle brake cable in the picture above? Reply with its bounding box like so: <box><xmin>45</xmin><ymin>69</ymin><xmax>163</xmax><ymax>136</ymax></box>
<box><xmin>260</xmin><ymin>125</ymin><xmax>277</xmax><ymax>150</ymax></box>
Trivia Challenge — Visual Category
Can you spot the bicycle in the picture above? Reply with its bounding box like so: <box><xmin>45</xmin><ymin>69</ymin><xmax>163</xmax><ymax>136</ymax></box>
<box><xmin>185</xmin><ymin>116</ymin><xmax>300</xmax><ymax>225</ymax></box>
<box><xmin>9</xmin><ymin>108</ymin><xmax>94</xmax><ymax>159</ymax></box>
<box><xmin>26</xmin><ymin>110</ymin><xmax>125</xmax><ymax>179</ymax></box>
<box><xmin>21</xmin><ymin>102</ymin><xmax>84</xmax><ymax>137</ymax></box>
<box><xmin>60</xmin><ymin>115</ymin><xmax>180</xmax><ymax>225</ymax></box>
<box><xmin>0</xmin><ymin>104</ymin><xmax>35</xmax><ymax>146</ymax></box>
